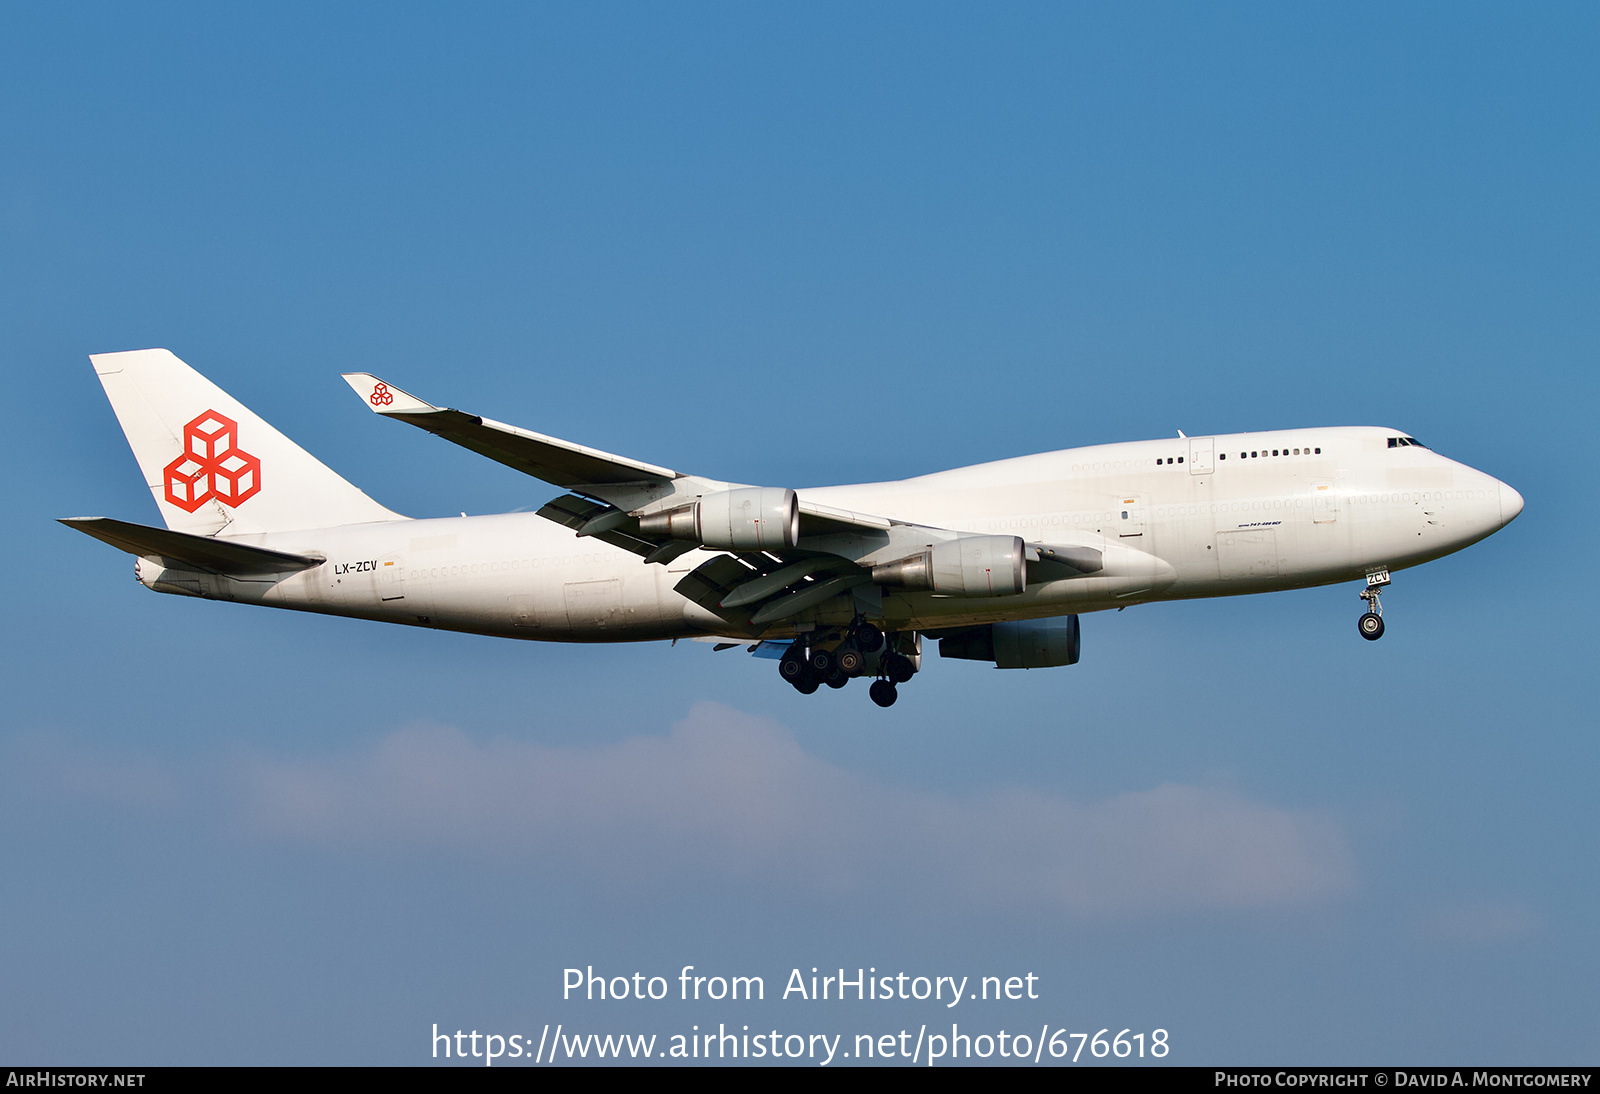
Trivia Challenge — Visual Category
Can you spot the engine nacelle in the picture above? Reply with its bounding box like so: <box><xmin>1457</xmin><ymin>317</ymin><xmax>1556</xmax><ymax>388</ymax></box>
<box><xmin>871</xmin><ymin>535</ymin><xmax>1026</xmax><ymax>597</ymax></box>
<box><xmin>637</xmin><ymin>487</ymin><xmax>799</xmax><ymax>551</ymax></box>
<box><xmin>938</xmin><ymin>615</ymin><xmax>1080</xmax><ymax>668</ymax></box>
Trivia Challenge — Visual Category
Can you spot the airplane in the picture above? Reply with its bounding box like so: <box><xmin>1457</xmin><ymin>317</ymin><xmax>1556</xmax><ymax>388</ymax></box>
<box><xmin>63</xmin><ymin>349</ymin><xmax>1524</xmax><ymax>708</ymax></box>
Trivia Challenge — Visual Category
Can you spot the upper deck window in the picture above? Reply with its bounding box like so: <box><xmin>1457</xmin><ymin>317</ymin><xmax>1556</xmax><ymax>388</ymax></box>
<box><xmin>1228</xmin><ymin>445</ymin><xmax>1320</xmax><ymax>459</ymax></box>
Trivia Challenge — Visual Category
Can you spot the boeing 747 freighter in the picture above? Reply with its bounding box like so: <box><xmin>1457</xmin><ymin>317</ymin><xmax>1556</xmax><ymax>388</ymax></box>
<box><xmin>64</xmin><ymin>350</ymin><xmax>1523</xmax><ymax>707</ymax></box>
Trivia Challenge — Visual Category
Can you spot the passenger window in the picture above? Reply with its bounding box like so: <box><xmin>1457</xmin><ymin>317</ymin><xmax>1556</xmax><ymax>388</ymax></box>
<box><xmin>1178</xmin><ymin>456</ymin><xmax>1184</xmax><ymax>463</ymax></box>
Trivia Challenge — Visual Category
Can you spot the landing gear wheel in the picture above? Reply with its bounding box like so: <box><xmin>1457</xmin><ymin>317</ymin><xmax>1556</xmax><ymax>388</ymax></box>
<box><xmin>809</xmin><ymin>647</ymin><xmax>835</xmax><ymax>676</ymax></box>
<box><xmin>883</xmin><ymin>652</ymin><xmax>914</xmax><ymax>684</ymax></box>
<box><xmin>778</xmin><ymin>649</ymin><xmax>808</xmax><ymax>682</ymax></box>
<box><xmin>869</xmin><ymin>680</ymin><xmax>898</xmax><ymax>707</ymax></box>
<box><xmin>835</xmin><ymin>644</ymin><xmax>865</xmax><ymax>676</ymax></box>
<box><xmin>852</xmin><ymin>623</ymin><xmax>884</xmax><ymax>653</ymax></box>
<box><xmin>793</xmin><ymin>672</ymin><xmax>820</xmax><ymax>695</ymax></box>
<box><xmin>1358</xmin><ymin>571</ymin><xmax>1389</xmax><ymax>642</ymax></box>
<box><xmin>824</xmin><ymin>670</ymin><xmax>849</xmax><ymax>689</ymax></box>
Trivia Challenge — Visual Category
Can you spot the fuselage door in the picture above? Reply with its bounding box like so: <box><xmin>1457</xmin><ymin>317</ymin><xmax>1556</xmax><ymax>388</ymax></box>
<box><xmin>1311</xmin><ymin>482</ymin><xmax>1339</xmax><ymax>524</ymax></box>
<box><xmin>1118</xmin><ymin>495</ymin><xmax>1145</xmax><ymax>537</ymax></box>
<box><xmin>564</xmin><ymin>578</ymin><xmax>624</xmax><ymax>629</ymax></box>
<box><xmin>1188</xmin><ymin>437</ymin><xmax>1214</xmax><ymax>475</ymax></box>
<box><xmin>378</xmin><ymin>555</ymin><xmax>405</xmax><ymax>601</ymax></box>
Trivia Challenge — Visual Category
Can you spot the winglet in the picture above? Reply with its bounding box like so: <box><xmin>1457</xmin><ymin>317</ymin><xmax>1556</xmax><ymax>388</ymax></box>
<box><xmin>341</xmin><ymin>373</ymin><xmax>439</xmax><ymax>415</ymax></box>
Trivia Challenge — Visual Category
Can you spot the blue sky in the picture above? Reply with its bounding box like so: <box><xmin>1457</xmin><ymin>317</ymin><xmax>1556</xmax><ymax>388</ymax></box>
<box><xmin>2</xmin><ymin>3</ymin><xmax>1595</xmax><ymax>1065</ymax></box>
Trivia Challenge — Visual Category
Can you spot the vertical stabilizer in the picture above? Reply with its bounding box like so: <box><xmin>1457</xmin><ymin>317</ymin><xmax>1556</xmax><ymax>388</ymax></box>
<box><xmin>90</xmin><ymin>348</ymin><xmax>404</xmax><ymax>535</ymax></box>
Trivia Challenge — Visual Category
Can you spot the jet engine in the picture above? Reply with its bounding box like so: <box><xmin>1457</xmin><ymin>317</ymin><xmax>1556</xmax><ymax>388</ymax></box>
<box><xmin>870</xmin><ymin>535</ymin><xmax>1027</xmax><ymax>597</ymax></box>
<box><xmin>938</xmin><ymin>615</ymin><xmax>1080</xmax><ymax>668</ymax></box>
<box><xmin>637</xmin><ymin>487</ymin><xmax>799</xmax><ymax>551</ymax></box>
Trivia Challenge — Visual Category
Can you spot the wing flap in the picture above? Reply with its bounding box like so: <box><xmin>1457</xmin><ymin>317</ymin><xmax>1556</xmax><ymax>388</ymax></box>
<box><xmin>61</xmin><ymin>517</ymin><xmax>323</xmax><ymax>575</ymax></box>
<box><xmin>672</xmin><ymin>555</ymin><xmax>761</xmax><ymax>637</ymax></box>
<box><xmin>533</xmin><ymin>494</ymin><xmax>668</xmax><ymax>560</ymax></box>
<box><xmin>747</xmin><ymin>574</ymin><xmax>871</xmax><ymax>626</ymax></box>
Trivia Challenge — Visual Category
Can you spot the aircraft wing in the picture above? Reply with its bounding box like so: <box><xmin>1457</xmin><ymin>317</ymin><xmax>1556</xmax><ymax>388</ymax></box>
<box><xmin>341</xmin><ymin>373</ymin><xmax>1103</xmax><ymax>635</ymax></box>
<box><xmin>341</xmin><ymin>373</ymin><xmax>679</xmax><ymax>488</ymax></box>
<box><xmin>342</xmin><ymin>373</ymin><xmax>893</xmax><ymax>538</ymax></box>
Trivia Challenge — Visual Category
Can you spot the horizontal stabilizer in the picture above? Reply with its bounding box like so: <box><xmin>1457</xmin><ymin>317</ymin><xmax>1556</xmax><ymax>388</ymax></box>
<box><xmin>342</xmin><ymin>373</ymin><xmax>679</xmax><ymax>490</ymax></box>
<box><xmin>61</xmin><ymin>517</ymin><xmax>324</xmax><ymax>575</ymax></box>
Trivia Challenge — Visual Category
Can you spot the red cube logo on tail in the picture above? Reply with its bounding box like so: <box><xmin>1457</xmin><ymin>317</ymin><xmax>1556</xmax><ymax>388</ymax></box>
<box><xmin>163</xmin><ymin>410</ymin><xmax>262</xmax><ymax>512</ymax></box>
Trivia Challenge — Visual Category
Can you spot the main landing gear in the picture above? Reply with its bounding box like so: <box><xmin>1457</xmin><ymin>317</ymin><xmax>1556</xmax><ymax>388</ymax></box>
<box><xmin>1358</xmin><ymin>568</ymin><xmax>1390</xmax><ymax>641</ymax></box>
<box><xmin>869</xmin><ymin>645</ymin><xmax>915</xmax><ymax>707</ymax></box>
<box><xmin>778</xmin><ymin>621</ymin><xmax>914</xmax><ymax>707</ymax></box>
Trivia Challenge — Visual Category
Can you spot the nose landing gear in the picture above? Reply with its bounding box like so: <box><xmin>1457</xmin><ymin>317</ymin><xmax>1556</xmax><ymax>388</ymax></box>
<box><xmin>1358</xmin><ymin>568</ymin><xmax>1390</xmax><ymax>641</ymax></box>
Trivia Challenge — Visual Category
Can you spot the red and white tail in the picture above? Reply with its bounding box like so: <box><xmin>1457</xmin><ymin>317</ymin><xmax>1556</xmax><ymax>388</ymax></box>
<box><xmin>90</xmin><ymin>348</ymin><xmax>404</xmax><ymax>535</ymax></box>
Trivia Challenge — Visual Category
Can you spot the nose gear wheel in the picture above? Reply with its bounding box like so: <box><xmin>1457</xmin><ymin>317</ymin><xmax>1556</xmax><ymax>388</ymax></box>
<box><xmin>1358</xmin><ymin>569</ymin><xmax>1390</xmax><ymax>641</ymax></box>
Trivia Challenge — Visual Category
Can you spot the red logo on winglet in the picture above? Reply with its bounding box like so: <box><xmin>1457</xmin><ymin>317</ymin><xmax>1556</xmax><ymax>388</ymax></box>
<box><xmin>162</xmin><ymin>410</ymin><xmax>261</xmax><ymax>512</ymax></box>
<box><xmin>370</xmin><ymin>382</ymin><xmax>394</xmax><ymax>407</ymax></box>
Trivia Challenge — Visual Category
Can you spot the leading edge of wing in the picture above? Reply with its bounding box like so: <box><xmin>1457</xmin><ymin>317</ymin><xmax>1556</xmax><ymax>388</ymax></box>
<box><xmin>341</xmin><ymin>373</ymin><xmax>679</xmax><ymax>490</ymax></box>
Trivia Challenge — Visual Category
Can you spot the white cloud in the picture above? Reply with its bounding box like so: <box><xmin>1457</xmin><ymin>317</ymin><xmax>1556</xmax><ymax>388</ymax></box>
<box><xmin>238</xmin><ymin>701</ymin><xmax>1355</xmax><ymax>917</ymax></box>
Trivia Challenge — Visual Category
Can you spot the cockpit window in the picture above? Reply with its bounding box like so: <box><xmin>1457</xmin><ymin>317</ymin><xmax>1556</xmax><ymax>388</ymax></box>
<box><xmin>1389</xmin><ymin>436</ymin><xmax>1429</xmax><ymax>449</ymax></box>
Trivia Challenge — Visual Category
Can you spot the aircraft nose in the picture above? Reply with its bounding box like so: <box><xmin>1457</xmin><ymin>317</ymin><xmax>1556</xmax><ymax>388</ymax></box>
<box><xmin>1498</xmin><ymin>480</ymin><xmax>1525</xmax><ymax>526</ymax></box>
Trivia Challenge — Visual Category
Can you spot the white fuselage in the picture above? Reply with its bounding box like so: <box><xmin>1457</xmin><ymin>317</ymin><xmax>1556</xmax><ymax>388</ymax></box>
<box><xmin>137</xmin><ymin>427</ymin><xmax>1521</xmax><ymax>641</ymax></box>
